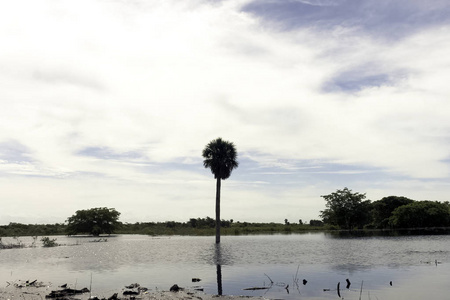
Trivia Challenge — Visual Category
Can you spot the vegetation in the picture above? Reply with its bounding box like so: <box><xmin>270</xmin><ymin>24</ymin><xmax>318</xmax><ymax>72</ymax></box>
<box><xmin>0</xmin><ymin>211</ymin><xmax>449</xmax><ymax>239</ymax></box>
<box><xmin>389</xmin><ymin>201</ymin><xmax>450</xmax><ymax>228</ymax></box>
<box><xmin>0</xmin><ymin>236</ymin><xmax>25</xmax><ymax>249</ymax></box>
<box><xmin>309</xmin><ymin>220</ymin><xmax>324</xmax><ymax>227</ymax></box>
<box><xmin>116</xmin><ymin>218</ymin><xmax>324</xmax><ymax>236</ymax></box>
<box><xmin>0</xmin><ymin>223</ymin><xmax>66</xmax><ymax>237</ymax></box>
<box><xmin>66</xmin><ymin>207</ymin><xmax>121</xmax><ymax>236</ymax></box>
<box><xmin>41</xmin><ymin>236</ymin><xmax>58</xmax><ymax>247</ymax></box>
<box><xmin>1</xmin><ymin>188</ymin><xmax>449</xmax><ymax>239</ymax></box>
<box><xmin>371</xmin><ymin>196</ymin><xmax>414</xmax><ymax>228</ymax></box>
<box><xmin>320</xmin><ymin>188</ymin><xmax>371</xmax><ymax>229</ymax></box>
<box><xmin>0</xmin><ymin>217</ymin><xmax>329</xmax><ymax>238</ymax></box>
<box><xmin>320</xmin><ymin>187</ymin><xmax>450</xmax><ymax>230</ymax></box>
<box><xmin>202</xmin><ymin>137</ymin><xmax>239</xmax><ymax>244</ymax></box>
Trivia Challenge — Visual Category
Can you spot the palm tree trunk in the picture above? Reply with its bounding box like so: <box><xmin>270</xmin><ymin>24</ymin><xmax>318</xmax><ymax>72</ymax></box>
<box><xmin>215</xmin><ymin>177</ymin><xmax>221</xmax><ymax>244</ymax></box>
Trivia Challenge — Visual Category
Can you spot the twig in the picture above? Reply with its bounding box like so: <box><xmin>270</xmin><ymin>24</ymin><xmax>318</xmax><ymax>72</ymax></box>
<box><xmin>359</xmin><ymin>280</ymin><xmax>364</xmax><ymax>300</ymax></box>
<box><xmin>243</xmin><ymin>287</ymin><xmax>269</xmax><ymax>290</ymax></box>
<box><xmin>294</xmin><ymin>265</ymin><xmax>300</xmax><ymax>282</ymax></box>
<box><xmin>89</xmin><ymin>273</ymin><xmax>93</xmax><ymax>298</ymax></box>
<box><xmin>264</xmin><ymin>274</ymin><xmax>274</xmax><ymax>284</ymax></box>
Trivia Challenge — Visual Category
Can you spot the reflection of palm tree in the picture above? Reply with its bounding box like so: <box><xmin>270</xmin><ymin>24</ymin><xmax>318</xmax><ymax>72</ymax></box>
<box><xmin>216</xmin><ymin>264</ymin><xmax>223</xmax><ymax>295</ymax></box>
<box><xmin>215</xmin><ymin>244</ymin><xmax>223</xmax><ymax>295</ymax></box>
<box><xmin>202</xmin><ymin>138</ymin><xmax>239</xmax><ymax>244</ymax></box>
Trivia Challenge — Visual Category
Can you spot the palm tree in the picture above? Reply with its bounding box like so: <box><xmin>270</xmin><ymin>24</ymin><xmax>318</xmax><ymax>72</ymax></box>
<box><xmin>202</xmin><ymin>138</ymin><xmax>239</xmax><ymax>243</ymax></box>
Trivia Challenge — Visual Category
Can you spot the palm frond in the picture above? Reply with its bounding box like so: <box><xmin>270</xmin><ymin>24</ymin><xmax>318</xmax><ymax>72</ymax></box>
<box><xmin>202</xmin><ymin>137</ymin><xmax>238</xmax><ymax>179</ymax></box>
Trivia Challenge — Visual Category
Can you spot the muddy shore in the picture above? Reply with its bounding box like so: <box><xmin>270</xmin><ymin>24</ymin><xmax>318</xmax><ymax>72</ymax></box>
<box><xmin>0</xmin><ymin>282</ymin><xmax>264</xmax><ymax>300</ymax></box>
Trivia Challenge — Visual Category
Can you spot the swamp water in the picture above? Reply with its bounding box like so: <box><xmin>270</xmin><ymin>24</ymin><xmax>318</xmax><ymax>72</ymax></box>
<box><xmin>1</xmin><ymin>233</ymin><xmax>449</xmax><ymax>299</ymax></box>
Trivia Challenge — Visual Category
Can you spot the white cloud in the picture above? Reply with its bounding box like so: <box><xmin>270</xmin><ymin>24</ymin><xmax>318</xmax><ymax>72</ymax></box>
<box><xmin>0</xmin><ymin>0</ymin><xmax>449</xmax><ymax>224</ymax></box>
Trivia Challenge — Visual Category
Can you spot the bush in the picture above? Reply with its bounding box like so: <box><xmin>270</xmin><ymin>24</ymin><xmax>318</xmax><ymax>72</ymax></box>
<box><xmin>309</xmin><ymin>220</ymin><xmax>324</xmax><ymax>227</ymax></box>
<box><xmin>41</xmin><ymin>237</ymin><xmax>58</xmax><ymax>247</ymax></box>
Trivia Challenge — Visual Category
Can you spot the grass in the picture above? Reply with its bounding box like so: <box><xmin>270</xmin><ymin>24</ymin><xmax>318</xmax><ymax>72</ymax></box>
<box><xmin>116</xmin><ymin>222</ymin><xmax>328</xmax><ymax>236</ymax></box>
<box><xmin>0</xmin><ymin>237</ymin><xmax>25</xmax><ymax>249</ymax></box>
<box><xmin>1</xmin><ymin>220</ymin><xmax>329</xmax><ymax>238</ymax></box>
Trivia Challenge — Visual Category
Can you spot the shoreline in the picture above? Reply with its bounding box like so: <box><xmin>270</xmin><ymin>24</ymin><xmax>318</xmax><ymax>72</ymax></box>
<box><xmin>0</xmin><ymin>283</ymin><xmax>265</xmax><ymax>300</ymax></box>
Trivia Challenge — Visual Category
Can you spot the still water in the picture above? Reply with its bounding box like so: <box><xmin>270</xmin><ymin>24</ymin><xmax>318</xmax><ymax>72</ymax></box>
<box><xmin>1</xmin><ymin>233</ymin><xmax>449</xmax><ymax>299</ymax></box>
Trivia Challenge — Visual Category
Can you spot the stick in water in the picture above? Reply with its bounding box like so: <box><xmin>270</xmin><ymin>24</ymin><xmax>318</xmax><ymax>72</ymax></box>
<box><xmin>264</xmin><ymin>273</ymin><xmax>274</xmax><ymax>284</ymax></box>
<box><xmin>359</xmin><ymin>280</ymin><xmax>364</xmax><ymax>300</ymax></box>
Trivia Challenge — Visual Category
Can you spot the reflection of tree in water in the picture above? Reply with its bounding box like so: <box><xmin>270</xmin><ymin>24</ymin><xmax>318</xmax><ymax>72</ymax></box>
<box><xmin>214</xmin><ymin>244</ymin><xmax>223</xmax><ymax>295</ymax></box>
<box><xmin>216</xmin><ymin>264</ymin><xmax>222</xmax><ymax>295</ymax></box>
<box><xmin>212</xmin><ymin>243</ymin><xmax>235</xmax><ymax>295</ymax></box>
<box><xmin>210</xmin><ymin>243</ymin><xmax>233</xmax><ymax>265</ymax></box>
<box><xmin>195</xmin><ymin>242</ymin><xmax>235</xmax><ymax>295</ymax></box>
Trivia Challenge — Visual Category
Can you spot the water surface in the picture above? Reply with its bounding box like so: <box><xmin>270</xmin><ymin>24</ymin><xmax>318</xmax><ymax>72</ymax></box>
<box><xmin>1</xmin><ymin>233</ymin><xmax>449</xmax><ymax>299</ymax></box>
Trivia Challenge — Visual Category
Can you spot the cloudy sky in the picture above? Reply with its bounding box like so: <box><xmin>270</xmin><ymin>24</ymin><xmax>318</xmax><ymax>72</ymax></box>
<box><xmin>1</xmin><ymin>0</ymin><xmax>449</xmax><ymax>225</ymax></box>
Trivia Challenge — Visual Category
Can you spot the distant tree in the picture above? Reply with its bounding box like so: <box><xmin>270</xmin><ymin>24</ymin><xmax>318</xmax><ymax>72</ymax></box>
<box><xmin>389</xmin><ymin>201</ymin><xmax>450</xmax><ymax>228</ymax></box>
<box><xmin>66</xmin><ymin>207</ymin><xmax>121</xmax><ymax>236</ymax></box>
<box><xmin>220</xmin><ymin>219</ymin><xmax>232</xmax><ymax>228</ymax></box>
<box><xmin>189</xmin><ymin>217</ymin><xmax>216</xmax><ymax>228</ymax></box>
<box><xmin>165</xmin><ymin>221</ymin><xmax>177</xmax><ymax>228</ymax></box>
<box><xmin>284</xmin><ymin>219</ymin><xmax>290</xmax><ymax>225</ymax></box>
<box><xmin>299</xmin><ymin>219</ymin><xmax>303</xmax><ymax>225</ymax></box>
<box><xmin>309</xmin><ymin>219</ymin><xmax>324</xmax><ymax>227</ymax></box>
<box><xmin>189</xmin><ymin>218</ymin><xmax>198</xmax><ymax>228</ymax></box>
<box><xmin>370</xmin><ymin>196</ymin><xmax>414</xmax><ymax>228</ymax></box>
<box><xmin>202</xmin><ymin>138</ymin><xmax>239</xmax><ymax>244</ymax></box>
<box><xmin>320</xmin><ymin>187</ymin><xmax>371</xmax><ymax>229</ymax></box>
<box><xmin>198</xmin><ymin>217</ymin><xmax>216</xmax><ymax>228</ymax></box>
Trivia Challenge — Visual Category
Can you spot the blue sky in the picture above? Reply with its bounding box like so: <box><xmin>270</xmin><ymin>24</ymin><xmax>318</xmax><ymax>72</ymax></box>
<box><xmin>0</xmin><ymin>0</ymin><xmax>449</xmax><ymax>225</ymax></box>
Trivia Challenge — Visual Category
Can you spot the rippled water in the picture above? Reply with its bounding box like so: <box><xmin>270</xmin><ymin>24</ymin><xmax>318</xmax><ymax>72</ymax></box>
<box><xmin>1</xmin><ymin>233</ymin><xmax>449</xmax><ymax>299</ymax></box>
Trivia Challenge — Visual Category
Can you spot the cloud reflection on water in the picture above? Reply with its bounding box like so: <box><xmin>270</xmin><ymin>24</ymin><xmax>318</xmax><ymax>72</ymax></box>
<box><xmin>1</xmin><ymin>234</ymin><xmax>450</xmax><ymax>299</ymax></box>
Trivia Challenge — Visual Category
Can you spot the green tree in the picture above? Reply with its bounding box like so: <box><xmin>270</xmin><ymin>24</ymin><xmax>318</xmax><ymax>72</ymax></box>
<box><xmin>320</xmin><ymin>187</ymin><xmax>371</xmax><ymax>229</ymax></box>
<box><xmin>389</xmin><ymin>201</ymin><xmax>450</xmax><ymax>228</ymax></box>
<box><xmin>370</xmin><ymin>196</ymin><xmax>414</xmax><ymax>228</ymax></box>
<box><xmin>202</xmin><ymin>138</ymin><xmax>239</xmax><ymax>243</ymax></box>
<box><xmin>66</xmin><ymin>207</ymin><xmax>121</xmax><ymax>236</ymax></box>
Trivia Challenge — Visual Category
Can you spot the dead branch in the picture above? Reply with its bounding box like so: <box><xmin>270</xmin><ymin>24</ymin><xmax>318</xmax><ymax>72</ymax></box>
<box><xmin>264</xmin><ymin>273</ymin><xmax>274</xmax><ymax>284</ymax></box>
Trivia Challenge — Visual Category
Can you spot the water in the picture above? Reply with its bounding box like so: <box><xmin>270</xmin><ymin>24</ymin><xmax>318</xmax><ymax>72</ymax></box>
<box><xmin>1</xmin><ymin>233</ymin><xmax>449</xmax><ymax>299</ymax></box>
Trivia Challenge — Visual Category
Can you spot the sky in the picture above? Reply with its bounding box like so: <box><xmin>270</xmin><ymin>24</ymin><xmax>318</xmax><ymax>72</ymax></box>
<box><xmin>1</xmin><ymin>0</ymin><xmax>450</xmax><ymax>225</ymax></box>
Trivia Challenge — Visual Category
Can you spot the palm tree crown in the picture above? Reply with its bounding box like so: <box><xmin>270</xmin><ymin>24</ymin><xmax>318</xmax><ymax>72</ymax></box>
<box><xmin>202</xmin><ymin>138</ymin><xmax>239</xmax><ymax>180</ymax></box>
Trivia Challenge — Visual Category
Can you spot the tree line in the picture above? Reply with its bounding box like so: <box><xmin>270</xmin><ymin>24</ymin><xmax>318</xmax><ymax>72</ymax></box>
<box><xmin>3</xmin><ymin>139</ymin><xmax>449</xmax><ymax>238</ymax></box>
<box><xmin>320</xmin><ymin>187</ymin><xmax>450</xmax><ymax>230</ymax></box>
<box><xmin>1</xmin><ymin>188</ymin><xmax>449</xmax><ymax>237</ymax></box>
<box><xmin>0</xmin><ymin>215</ymin><xmax>313</xmax><ymax>237</ymax></box>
